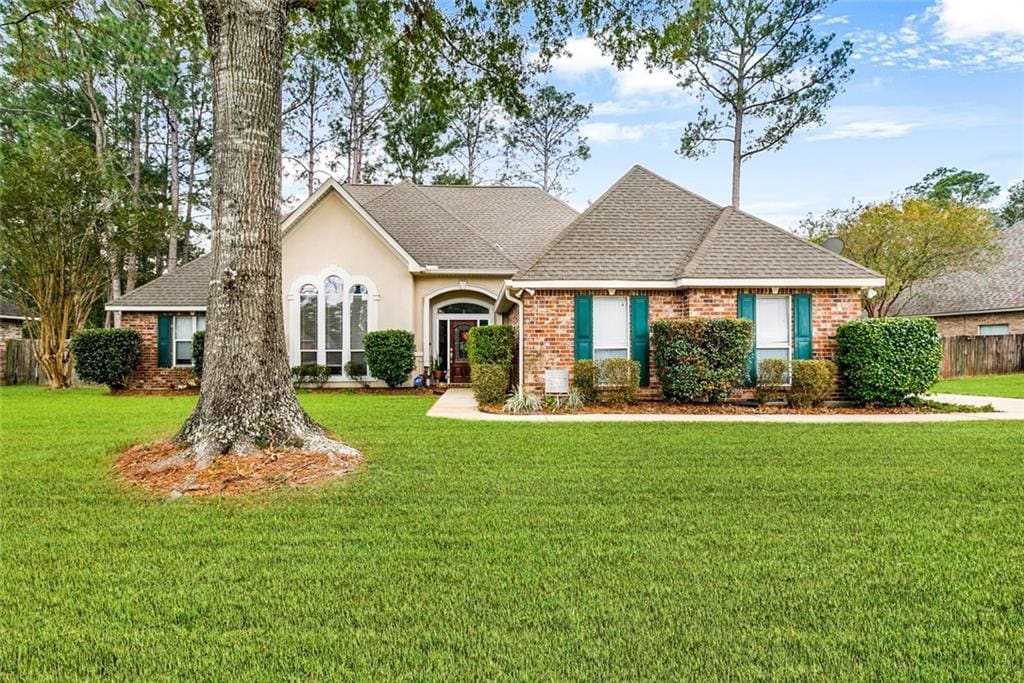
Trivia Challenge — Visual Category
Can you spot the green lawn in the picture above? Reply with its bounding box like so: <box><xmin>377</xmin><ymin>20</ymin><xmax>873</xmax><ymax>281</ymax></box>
<box><xmin>2</xmin><ymin>386</ymin><xmax>1023</xmax><ymax>679</ymax></box>
<box><xmin>933</xmin><ymin>373</ymin><xmax>1024</xmax><ymax>399</ymax></box>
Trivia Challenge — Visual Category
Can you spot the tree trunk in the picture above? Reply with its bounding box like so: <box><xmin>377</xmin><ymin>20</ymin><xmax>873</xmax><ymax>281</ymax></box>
<box><xmin>730</xmin><ymin>107</ymin><xmax>743</xmax><ymax>208</ymax></box>
<box><xmin>167</xmin><ymin>105</ymin><xmax>181</xmax><ymax>273</ymax></box>
<box><xmin>177</xmin><ymin>0</ymin><xmax>356</xmax><ymax>466</ymax></box>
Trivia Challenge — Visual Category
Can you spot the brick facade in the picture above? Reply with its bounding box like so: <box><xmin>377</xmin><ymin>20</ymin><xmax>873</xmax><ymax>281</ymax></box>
<box><xmin>931</xmin><ymin>310</ymin><xmax>1024</xmax><ymax>337</ymax></box>
<box><xmin>517</xmin><ymin>287</ymin><xmax>864</xmax><ymax>399</ymax></box>
<box><xmin>122</xmin><ymin>312</ymin><xmax>198</xmax><ymax>391</ymax></box>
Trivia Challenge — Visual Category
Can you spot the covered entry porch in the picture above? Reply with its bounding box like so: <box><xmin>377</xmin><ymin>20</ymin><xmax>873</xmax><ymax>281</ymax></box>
<box><xmin>421</xmin><ymin>285</ymin><xmax>497</xmax><ymax>384</ymax></box>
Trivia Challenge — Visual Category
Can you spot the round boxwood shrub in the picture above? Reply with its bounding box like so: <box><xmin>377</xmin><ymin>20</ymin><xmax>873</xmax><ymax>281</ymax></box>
<box><xmin>597</xmin><ymin>358</ymin><xmax>641</xmax><ymax>404</ymax></box>
<box><xmin>788</xmin><ymin>359</ymin><xmax>836</xmax><ymax>407</ymax></box>
<box><xmin>70</xmin><ymin>328</ymin><xmax>141</xmax><ymax>389</ymax></box>
<box><xmin>364</xmin><ymin>329</ymin><xmax>416</xmax><ymax>388</ymax></box>
<box><xmin>471</xmin><ymin>363</ymin><xmax>508</xmax><ymax>405</ymax></box>
<box><xmin>836</xmin><ymin>317</ymin><xmax>941</xmax><ymax>406</ymax></box>
<box><xmin>192</xmin><ymin>330</ymin><xmax>205</xmax><ymax>380</ymax></box>
<box><xmin>467</xmin><ymin>325</ymin><xmax>515</xmax><ymax>367</ymax></box>
<box><xmin>755</xmin><ymin>358</ymin><xmax>789</xmax><ymax>404</ymax></box>
<box><xmin>652</xmin><ymin>318</ymin><xmax>754</xmax><ymax>403</ymax></box>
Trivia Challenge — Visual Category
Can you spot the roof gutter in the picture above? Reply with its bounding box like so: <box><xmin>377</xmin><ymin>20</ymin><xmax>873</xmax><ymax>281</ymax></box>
<box><xmin>503</xmin><ymin>286</ymin><xmax>525</xmax><ymax>389</ymax></box>
<box><xmin>104</xmin><ymin>305</ymin><xmax>207</xmax><ymax>312</ymax></box>
<box><xmin>506</xmin><ymin>277</ymin><xmax>886</xmax><ymax>289</ymax></box>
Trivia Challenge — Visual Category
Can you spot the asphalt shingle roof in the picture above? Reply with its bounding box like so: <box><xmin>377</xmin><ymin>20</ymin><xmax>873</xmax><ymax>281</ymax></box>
<box><xmin>898</xmin><ymin>222</ymin><xmax>1024</xmax><ymax>316</ymax></box>
<box><xmin>1</xmin><ymin>297</ymin><xmax>26</xmax><ymax>319</ymax></box>
<box><xmin>519</xmin><ymin>166</ymin><xmax>881</xmax><ymax>281</ymax></box>
<box><xmin>108</xmin><ymin>254</ymin><xmax>211</xmax><ymax>308</ymax></box>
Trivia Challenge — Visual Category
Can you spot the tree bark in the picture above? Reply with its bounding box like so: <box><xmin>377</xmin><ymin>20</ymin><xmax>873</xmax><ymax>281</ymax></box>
<box><xmin>177</xmin><ymin>0</ymin><xmax>356</xmax><ymax>466</ymax></box>
<box><xmin>167</xmin><ymin>105</ymin><xmax>181</xmax><ymax>273</ymax></box>
<box><xmin>730</xmin><ymin>106</ymin><xmax>742</xmax><ymax>208</ymax></box>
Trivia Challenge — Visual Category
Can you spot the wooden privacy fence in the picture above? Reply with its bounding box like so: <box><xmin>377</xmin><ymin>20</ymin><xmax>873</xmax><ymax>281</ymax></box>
<box><xmin>4</xmin><ymin>339</ymin><xmax>42</xmax><ymax>385</ymax></box>
<box><xmin>941</xmin><ymin>334</ymin><xmax>1024</xmax><ymax>378</ymax></box>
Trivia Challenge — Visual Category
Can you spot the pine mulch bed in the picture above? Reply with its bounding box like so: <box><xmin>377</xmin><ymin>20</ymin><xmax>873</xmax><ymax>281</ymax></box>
<box><xmin>481</xmin><ymin>400</ymin><xmax>992</xmax><ymax>416</ymax></box>
<box><xmin>115</xmin><ymin>442</ymin><xmax>363</xmax><ymax>497</ymax></box>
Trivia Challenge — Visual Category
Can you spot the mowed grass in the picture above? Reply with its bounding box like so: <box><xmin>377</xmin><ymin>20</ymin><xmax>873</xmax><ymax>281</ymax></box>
<box><xmin>934</xmin><ymin>373</ymin><xmax>1024</xmax><ymax>399</ymax></box>
<box><xmin>2</xmin><ymin>386</ymin><xmax>1023</xmax><ymax>679</ymax></box>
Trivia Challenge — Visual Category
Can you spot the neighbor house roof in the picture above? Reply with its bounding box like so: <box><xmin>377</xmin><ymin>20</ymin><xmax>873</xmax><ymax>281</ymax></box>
<box><xmin>345</xmin><ymin>181</ymin><xmax>578</xmax><ymax>270</ymax></box>
<box><xmin>106</xmin><ymin>254</ymin><xmax>211</xmax><ymax>310</ymax></box>
<box><xmin>897</xmin><ymin>221</ymin><xmax>1024</xmax><ymax>317</ymax></box>
<box><xmin>515</xmin><ymin>166</ymin><xmax>883</xmax><ymax>285</ymax></box>
<box><xmin>1</xmin><ymin>297</ymin><xmax>29</xmax><ymax>320</ymax></box>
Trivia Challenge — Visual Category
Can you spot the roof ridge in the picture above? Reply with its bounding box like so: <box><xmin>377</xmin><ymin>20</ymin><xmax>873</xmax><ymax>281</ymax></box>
<box><xmin>679</xmin><ymin>207</ymin><xmax>733</xmax><ymax>277</ymax></box>
<box><xmin>729</xmin><ymin>205</ymin><xmax>884</xmax><ymax>279</ymax></box>
<box><xmin>401</xmin><ymin>182</ymin><xmax>518</xmax><ymax>270</ymax></box>
<box><xmin>518</xmin><ymin>166</ymin><xmax>643</xmax><ymax>277</ymax></box>
<box><xmin>110</xmin><ymin>252</ymin><xmax>211</xmax><ymax>303</ymax></box>
<box><xmin>628</xmin><ymin>165</ymin><xmax>725</xmax><ymax>213</ymax></box>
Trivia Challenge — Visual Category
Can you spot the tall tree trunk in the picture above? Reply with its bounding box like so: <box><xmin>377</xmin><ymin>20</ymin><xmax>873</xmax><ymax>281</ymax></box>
<box><xmin>125</xmin><ymin>106</ymin><xmax>143</xmax><ymax>293</ymax></box>
<box><xmin>167</xmin><ymin>106</ymin><xmax>181</xmax><ymax>273</ymax></box>
<box><xmin>730</xmin><ymin>106</ymin><xmax>743</xmax><ymax>208</ymax></box>
<box><xmin>177</xmin><ymin>0</ymin><xmax>356</xmax><ymax>465</ymax></box>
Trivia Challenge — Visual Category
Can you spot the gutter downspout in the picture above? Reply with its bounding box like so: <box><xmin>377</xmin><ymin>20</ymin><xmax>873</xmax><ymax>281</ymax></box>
<box><xmin>503</xmin><ymin>287</ymin><xmax>525</xmax><ymax>389</ymax></box>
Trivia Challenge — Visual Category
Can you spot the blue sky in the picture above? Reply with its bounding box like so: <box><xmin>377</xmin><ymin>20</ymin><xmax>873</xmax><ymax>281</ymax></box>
<box><xmin>546</xmin><ymin>0</ymin><xmax>1024</xmax><ymax>227</ymax></box>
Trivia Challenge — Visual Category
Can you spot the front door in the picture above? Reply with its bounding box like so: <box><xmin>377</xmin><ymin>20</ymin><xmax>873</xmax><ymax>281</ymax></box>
<box><xmin>448</xmin><ymin>320</ymin><xmax>477</xmax><ymax>383</ymax></box>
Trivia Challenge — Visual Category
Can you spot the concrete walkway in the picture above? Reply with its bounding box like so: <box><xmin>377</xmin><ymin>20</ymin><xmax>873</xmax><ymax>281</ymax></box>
<box><xmin>427</xmin><ymin>388</ymin><xmax>1024</xmax><ymax>423</ymax></box>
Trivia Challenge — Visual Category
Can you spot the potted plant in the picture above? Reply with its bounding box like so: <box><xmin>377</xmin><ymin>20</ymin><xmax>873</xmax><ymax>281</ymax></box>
<box><xmin>431</xmin><ymin>355</ymin><xmax>444</xmax><ymax>383</ymax></box>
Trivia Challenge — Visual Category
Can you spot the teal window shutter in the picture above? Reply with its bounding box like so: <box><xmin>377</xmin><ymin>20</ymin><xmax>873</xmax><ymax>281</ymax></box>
<box><xmin>574</xmin><ymin>295</ymin><xmax>593</xmax><ymax>360</ymax></box>
<box><xmin>629</xmin><ymin>295</ymin><xmax>650</xmax><ymax>387</ymax></box>
<box><xmin>157</xmin><ymin>315</ymin><xmax>172</xmax><ymax>368</ymax></box>
<box><xmin>793</xmin><ymin>293</ymin><xmax>812</xmax><ymax>360</ymax></box>
<box><xmin>736</xmin><ymin>293</ymin><xmax>756</xmax><ymax>385</ymax></box>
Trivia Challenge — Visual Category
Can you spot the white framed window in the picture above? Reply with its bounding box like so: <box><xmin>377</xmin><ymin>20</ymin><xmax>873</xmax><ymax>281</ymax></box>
<box><xmin>349</xmin><ymin>284</ymin><xmax>368</xmax><ymax>373</ymax></box>
<box><xmin>299</xmin><ymin>284</ymin><xmax>318</xmax><ymax>365</ymax></box>
<box><xmin>978</xmin><ymin>323</ymin><xmax>1009</xmax><ymax>336</ymax></box>
<box><xmin>593</xmin><ymin>296</ymin><xmax>629</xmax><ymax>362</ymax></box>
<box><xmin>324</xmin><ymin>276</ymin><xmax>344</xmax><ymax>374</ymax></box>
<box><xmin>755</xmin><ymin>295</ymin><xmax>791</xmax><ymax>373</ymax></box>
<box><xmin>173</xmin><ymin>315</ymin><xmax>206</xmax><ymax>367</ymax></box>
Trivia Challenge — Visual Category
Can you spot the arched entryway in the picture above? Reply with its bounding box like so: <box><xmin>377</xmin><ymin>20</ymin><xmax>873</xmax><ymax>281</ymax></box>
<box><xmin>422</xmin><ymin>286</ymin><xmax>497</xmax><ymax>384</ymax></box>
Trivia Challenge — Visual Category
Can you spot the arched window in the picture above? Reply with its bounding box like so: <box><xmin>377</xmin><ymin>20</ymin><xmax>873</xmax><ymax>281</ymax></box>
<box><xmin>299</xmin><ymin>284</ymin><xmax>318</xmax><ymax>365</ymax></box>
<box><xmin>438</xmin><ymin>302</ymin><xmax>490</xmax><ymax>315</ymax></box>
<box><xmin>324</xmin><ymin>276</ymin><xmax>344</xmax><ymax>374</ymax></box>
<box><xmin>349</xmin><ymin>284</ymin><xmax>368</xmax><ymax>373</ymax></box>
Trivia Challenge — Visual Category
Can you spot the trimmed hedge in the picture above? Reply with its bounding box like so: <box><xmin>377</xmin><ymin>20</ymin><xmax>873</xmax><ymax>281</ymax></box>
<box><xmin>598</xmin><ymin>358</ymin><xmax>641</xmax><ymax>404</ymax></box>
<box><xmin>755</xmin><ymin>358</ymin><xmax>789</xmax><ymax>404</ymax></box>
<box><xmin>344</xmin><ymin>360</ymin><xmax>367</xmax><ymax>383</ymax></box>
<box><xmin>192</xmin><ymin>330</ymin><xmax>205</xmax><ymax>380</ymax></box>
<box><xmin>70</xmin><ymin>328</ymin><xmax>141</xmax><ymax>389</ymax></box>
<box><xmin>836</xmin><ymin>317</ymin><xmax>941</xmax><ymax>406</ymax></box>
<box><xmin>291</xmin><ymin>364</ymin><xmax>330</xmax><ymax>388</ymax></box>
<box><xmin>652</xmin><ymin>318</ymin><xmax>754</xmax><ymax>403</ymax></box>
<box><xmin>364</xmin><ymin>329</ymin><xmax>416</xmax><ymax>388</ymax></box>
<box><xmin>467</xmin><ymin>325</ymin><xmax>515</xmax><ymax>367</ymax></box>
<box><xmin>471</xmin><ymin>363</ymin><xmax>508</xmax><ymax>404</ymax></box>
<box><xmin>789</xmin><ymin>360</ymin><xmax>837</xmax><ymax>407</ymax></box>
<box><xmin>571</xmin><ymin>360</ymin><xmax>598</xmax><ymax>404</ymax></box>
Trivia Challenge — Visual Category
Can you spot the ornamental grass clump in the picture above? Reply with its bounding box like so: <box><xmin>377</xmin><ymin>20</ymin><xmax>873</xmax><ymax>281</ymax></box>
<box><xmin>504</xmin><ymin>385</ymin><xmax>542</xmax><ymax>414</ymax></box>
<box><xmin>652</xmin><ymin>318</ymin><xmax>754</xmax><ymax>403</ymax></box>
<box><xmin>836</xmin><ymin>317</ymin><xmax>941</xmax><ymax>406</ymax></box>
<box><xmin>70</xmin><ymin>328</ymin><xmax>141</xmax><ymax>390</ymax></box>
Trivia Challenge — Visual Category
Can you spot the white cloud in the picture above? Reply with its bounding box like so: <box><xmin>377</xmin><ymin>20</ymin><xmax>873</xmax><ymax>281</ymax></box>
<box><xmin>743</xmin><ymin>201</ymin><xmax>808</xmax><ymax>230</ymax></box>
<box><xmin>549</xmin><ymin>36</ymin><xmax>611</xmax><ymax>77</ymax></box>
<box><xmin>933</xmin><ymin>0</ymin><xmax>1024</xmax><ymax>42</ymax></box>
<box><xmin>808</xmin><ymin>120</ymin><xmax>921</xmax><ymax>141</ymax></box>
<box><xmin>550</xmin><ymin>36</ymin><xmax>685</xmax><ymax>100</ymax></box>
<box><xmin>580</xmin><ymin>122</ymin><xmax>647</xmax><ymax>142</ymax></box>
<box><xmin>822</xmin><ymin>15</ymin><xmax>849</xmax><ymax>26</ymax></box>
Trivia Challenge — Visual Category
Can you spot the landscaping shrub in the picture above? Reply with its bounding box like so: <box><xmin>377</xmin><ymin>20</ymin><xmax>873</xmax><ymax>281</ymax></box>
<box><xmin>467</xmin><ymin>325</ymin><xmax>515</xmax><ymax>367</ymax></box>
<box><xmin>291</xmin><ymin>364</ymin><xmax>330</xmax><ymax>388</ymax></box>
<box><xmin>597</xmin><ymin>358</ymin><xmax>641</xmax><ymax>403</ymax></box>
<box><xmin>471</xmin><ymin>363</ymin><xmax>509</xmax><ymax>404</ymax></box>
<box><xmin>344</xmin><ymin>360</ymin><xmax>368</xmax><ymax>386</ymax></box>
<box><xmin>652</xmin><ymin>318</ymin><xmax>754</xmax><ymax>403</ymax></box>
<box><xmin>836</xmin><ymin>317</ymin><xmax>941</xmax><ymax>406</ymax></box>
<box><xmin>504</xmin><ymin>385</ymin><xmax>541</xmax><ymax>414</ymax></box>
<box><xmin>755</xmin><ymin>358</ymin><xmax>789</xmax><ymax>404</ymax></box>
<box><xmin>364</xmin><ymin>329</ymin><xmax>416</xmax><ymax>388</ymax></box>
<box><xmin>192</xmin><ymin>330</ymin><xmax>205</xmax><ymax>380</ymax></box>
<box><xmin>789</xmin><ymin>360</ymin><xmax>837</xmax><ymax>407</ymax></box>
<box><xmin>70</xmin><ymin>328</ymin><xmax>141</xmax><ymax>390</ymax></box>
<box><xmin>571</xmin><ymin>360</ymin><xmax>598</xmax><ymax>404</ymax></box>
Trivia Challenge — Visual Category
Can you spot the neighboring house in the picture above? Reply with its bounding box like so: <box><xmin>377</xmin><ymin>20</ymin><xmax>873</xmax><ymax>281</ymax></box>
<box><xmin>0</xmin><ymin>297</ymin><xmax>28</xmax><ymax>380</ymax></box>
<box><xmin>897</xmin><ymin>222</ymin><xmax>1024</xmax><ymax>337</ymax></box>
<box><xmin>106</xmin><ymin>165</ymin><xmax>884</xmax><ymax>393</ymax></box>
